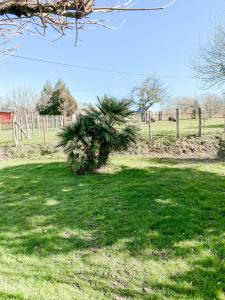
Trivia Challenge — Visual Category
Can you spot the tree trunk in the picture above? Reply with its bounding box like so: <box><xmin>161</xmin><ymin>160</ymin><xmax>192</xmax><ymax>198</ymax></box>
<box><xmin>141</xmin><ymin>109</ymin><xmax>145</xmax><ymax>122</ymax></box>
<box><xmin>98</xmin><ymin>144</ymin><xmax>110</xmax><ymax>168</ymax></box>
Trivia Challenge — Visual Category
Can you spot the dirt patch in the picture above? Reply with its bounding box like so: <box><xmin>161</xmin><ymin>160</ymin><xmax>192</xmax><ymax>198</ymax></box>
<box><xmin>125</xmin><ymin>134</ymin><xmax>225</xmax><ymax>159</ymax></box>
<box><xmin>1</xmin><ymin>134</ymin><xmax>225</xmax><ymax>161</ymax></box>
<box><xmin>0</xmin><ymin>144</ymin><xmax>62</xmax><ymax>161</ymax></box>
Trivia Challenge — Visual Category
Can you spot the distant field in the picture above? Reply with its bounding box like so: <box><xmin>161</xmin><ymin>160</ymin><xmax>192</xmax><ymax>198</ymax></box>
<box><xmin>0</xmin><ymin>117</ymin><xmax>224</xmax><ymax>146</ymax></box>
<box><xmin>0</xmin><ymin>128</ymin><xmax>60</xmax><ymax>146</ymax></box>
<box><xmin>131</xmin><ymin>117</ymin><xmax>225</xmax><ymax>139</ymax></box>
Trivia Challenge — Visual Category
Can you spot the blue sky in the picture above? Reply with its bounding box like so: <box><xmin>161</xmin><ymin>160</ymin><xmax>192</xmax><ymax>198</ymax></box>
<box><xmin>0</xmin><ymin>0</ymin><xmax>224</xmax><ymax>105</ymax></box>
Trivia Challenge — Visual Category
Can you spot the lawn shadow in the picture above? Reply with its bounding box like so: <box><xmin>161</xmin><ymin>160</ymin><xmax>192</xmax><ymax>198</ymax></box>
<box><xmin>203</xmin><ymin>124</ymin><xmax>224</xmax><ymax>129</ymax></box>
<box><xmin>0</xmin><ymin>161</ymin><xmax>224</xmax><ymax>255</ymax></box>
<box><xmin>0</xmin><ymin>290</ymin><xmax>24</xmax><ymax>300</ymax></box>
<box><xmin>0</xmin><ymin>160</ymin><xmax>224</xmax><ymax>298</ymax></box>
<box><xmin>152</xmin><ymin>252</ymin><xmax>225</xmax><ymax>300</ymax></box>
<box><xmin>142</xmin><ymin>157</ymin><xmax>220</xmax><ymax>165</ymax></box>
<box><xmin>218</xmin><ymin>138</ymin><xmax>225</xmax><ymax>160</ymax></box>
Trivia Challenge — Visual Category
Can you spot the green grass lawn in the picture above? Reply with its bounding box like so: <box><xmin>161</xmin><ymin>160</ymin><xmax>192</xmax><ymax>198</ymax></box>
<box><xmin>0</xmin><ymin>156</ymin><xmax>224</xmax><ymax>299</ymax></box>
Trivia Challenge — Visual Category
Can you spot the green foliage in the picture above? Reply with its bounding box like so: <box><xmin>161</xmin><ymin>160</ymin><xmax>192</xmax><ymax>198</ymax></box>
<box><xmin>36</xmin><ymin>81</ymin><xmax>53</xmax><ymax>114</ymax></box>
<box><xmin>58</xmin><ymin>96</ymin><xmax>138</xmax><ymax>174</ymax></box>
<box><xmin>36</xmin><ymin>80</ymin><xmax>78</xmax><ymax>116</ymax></box>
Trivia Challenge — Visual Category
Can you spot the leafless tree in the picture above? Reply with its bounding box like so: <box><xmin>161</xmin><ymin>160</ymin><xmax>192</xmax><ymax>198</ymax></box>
<box><xmin>0</xmin><ymin>0</ymin><xmax>176</xmax><ymax>48</ymax></box>
<box><xmin>162</xmin><ymin>96</ymin><xmax>200</xmax><ymax>119</ymax></box>
<box><xmin>174</xmin><ymin>96</ymin><xmax>199</xmax><ymax>112</ymax></box>
<box><xmin>193</xmin><ymin>25</ymin><xmax>225</xmax><ymax>88</ymax></box>
<box><xmin>201</xmin><ymin>93</ymin><xmax>224</xmax><ymax>118</ymax></box>
<box><xmin>1</xmin><ymin>86</ymin><xmax>39</xmax><ymax>113</ymax></box>
<box><xmin>131</xmin><ymin>75</ymin><xmax>169</xmax><ymax>121</ymax></box>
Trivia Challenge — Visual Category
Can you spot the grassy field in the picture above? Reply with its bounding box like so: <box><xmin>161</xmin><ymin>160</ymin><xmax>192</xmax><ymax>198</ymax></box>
<box><xmin>1</xmin><ymin>117</ymin><xmax>225</xmax><ymax>146</ymax></box>
<box><xmin>0</xmin><ymin>128</ymin><xmax>59</xmax><ymax>146</ymax></box>
<box><xmin>0</xmin><ymin>156</ymin><xmax>224</xmax><ymax>299</ymax></box>
<box><xmin>134</xmin><ymin>118</ymin><xmax>225</xmax><ymax>139</ymax></box>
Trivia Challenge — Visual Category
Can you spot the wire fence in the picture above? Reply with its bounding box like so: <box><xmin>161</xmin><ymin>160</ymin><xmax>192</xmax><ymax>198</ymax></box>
<box><xmin>0</xmin><ymin>113</ymin><xmax>66</xmax><ymax>146</ymax></box>
<box><xmin>132</xmin><ymin>108</ymin><xmax>225</xmax><ymax>140</ymax></box>
<box><xmin>0</xmin><ymin>108</ymin><xmax>225</xmax><ymax>147</ymax></box>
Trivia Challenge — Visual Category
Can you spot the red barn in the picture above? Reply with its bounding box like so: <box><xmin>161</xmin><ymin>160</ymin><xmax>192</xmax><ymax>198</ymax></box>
<box><xmin>0</xmin><ymin>110</ymin><xmax>14</xmax><ymax>124</ymax></box>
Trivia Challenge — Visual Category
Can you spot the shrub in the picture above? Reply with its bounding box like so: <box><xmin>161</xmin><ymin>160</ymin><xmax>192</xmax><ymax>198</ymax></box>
<box><xmin>58</xmin><ymin>96</ymin><xmax>137</xmax><ymax>174</ymax></box>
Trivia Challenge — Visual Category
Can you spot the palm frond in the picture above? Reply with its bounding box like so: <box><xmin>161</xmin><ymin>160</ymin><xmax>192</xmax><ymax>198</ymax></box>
<box><xmin>97</xmin><ymin>95</ymin><xmax>133</xmax><ymax>125</ymax></box>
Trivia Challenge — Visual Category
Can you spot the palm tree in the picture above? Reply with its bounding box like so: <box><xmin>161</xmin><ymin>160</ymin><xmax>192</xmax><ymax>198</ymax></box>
<box><xmin>58</xmin><ymin>96</ymin><xmax>137</xmax><ymax>175</ymax></box>
<box><xmin>93</xmin><ymin>96</ymin><xmax>137</xmax><ymax>167</ymax></box>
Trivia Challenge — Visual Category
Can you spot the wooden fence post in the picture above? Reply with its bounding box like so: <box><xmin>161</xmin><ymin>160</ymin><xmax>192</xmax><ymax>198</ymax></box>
<box><xmin>45</xmin><ymin>116</ymin><xmax>49</xmax><ymax>133</ymax></box>
<box><xmin>20</xmin><ymin>115</ymin><xmax>23</xmax><ymax>141</ymax></box>
<box><xmin>14</xmin><ymin>121</ymin><xmax>29</xmax><ymax>139</ymax></box>
<box><xmin>12</xmin><ymin>118</ymin><xmax>19</xmax><ymax>147</ymax></box>
<box><xmin>158</xmin><ymin>111</ymin><xmax>162</xmax><ymax>121</ymax></box>
<box><xmin>148</xmin><ymin>112</ymin><xmax>153</xmax><ymax>141</ymax></box>
<box><xmin>176</xmin><ymin>108</ymin><xmax>180</xmax><ymax>138</ymax></box>
<box><xmin>24</xmin><ymin>113</ymin><xmax>30</xmax><ymax>139</ymax></box>
<box><xmin>52</xmin><ymin>115</ymin><xmax>54</xmax><ymax>131</ymax></box>
<box><xmin>224</xmin><ymin>113</ymin><xmax>225</xmax><ymax>134</ymax></box>
<box><xmin>31</xmin><ymin>113</ymin><xmax>35</xmax><ymax>136</ymax></box>
<box><xmin>42</xmin><ymin>117</ymin><xmax>47</xmax><ymax>146</ymax></box>
<box><xmin>37</xmin><ymin>115</ymin><xmax>40</xmax><ymax>134</ymax></box>
<box><xmin>198</xmin><ymin>107</ymin><xmax>202</xmax><ymax>137</ymax></box>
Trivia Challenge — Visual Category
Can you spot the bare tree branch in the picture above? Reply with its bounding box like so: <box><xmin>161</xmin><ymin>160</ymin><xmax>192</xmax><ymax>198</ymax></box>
<box><xmin>131</xmin><ymin>75</ymin><xmax>169</xmax><ymax>122</ymax></box>
<box><xmin>192</xmin><ymin>25</ymin><xmax>225</xmax><ymax>88</ymax></box>
<box><xmin>0</xmin><ymin>0</ymin><xmax>177</xmax><ymax>44</ymax></box>
<box><xmin>94</xmin><ymin>0</ymin><xmax>176</xmax><ymax>13</ymax></box>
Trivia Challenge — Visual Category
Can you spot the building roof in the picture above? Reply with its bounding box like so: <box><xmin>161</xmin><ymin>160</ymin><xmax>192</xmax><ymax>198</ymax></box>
<box><xmin>0</xmin><ymin>109</ymin><xmax>14</xmax><ymax>113</ymax></box>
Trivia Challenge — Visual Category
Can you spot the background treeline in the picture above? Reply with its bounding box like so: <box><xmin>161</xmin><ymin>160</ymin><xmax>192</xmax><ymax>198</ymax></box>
<box><xmin>36</xmin><ymin>80</ymin><xmax>77</xmax><ymax>116</ymax></box>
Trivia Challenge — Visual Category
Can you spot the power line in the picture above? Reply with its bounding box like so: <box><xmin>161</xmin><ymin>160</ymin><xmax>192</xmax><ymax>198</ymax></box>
<box><xmin>6</xmin><ymin>53</ymin><xmax>146</xmax><ymax>76</ymax></box>
<box><xmin>72</xmin><ymin>82</ymin><xmax>139</xmax><ymax>92</ymax></box>
<box><xmin>5</xmin><ymin>53</ymin><xmax>195</xmax><ymax>79</ymax></box>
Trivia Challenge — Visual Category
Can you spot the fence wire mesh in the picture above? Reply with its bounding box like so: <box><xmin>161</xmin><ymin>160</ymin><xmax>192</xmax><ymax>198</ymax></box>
<box><xmin>131</xmin><ymin>110</ymin><xmax>225</xmax><ymax>140</ymax></box>
<box><xmin>0</xmin><ymin>114</ymin><xmax>64</xmax><ymax>146</ymax></box>
<box><xmin>0</xmin><ymin>109</ymin><xmax>225</xmax><ymax>146</ymax></box>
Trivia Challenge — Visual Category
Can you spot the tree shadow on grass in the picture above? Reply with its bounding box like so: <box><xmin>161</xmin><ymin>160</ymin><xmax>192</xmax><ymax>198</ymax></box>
<box><xmin>203</xmin><ymin>124</ymin><xmax>224</xmax><ymax>129</ymax></box>
<box><xmin>0</xmin><ymin>161</ymin><xmax>224</xmax><ymax>298</ymax></box>
<box><xmin>0</xmin><ymin>161</ymin><xmax>224</xmax><ymax>255</ymax></box>
<box><xmin>0</xmin><ymin>291</ymin><xmax>24</xmax><ymax>300</ymax></box>
<box><xmin>153</xmin><ymin>254</ymin><xmax>225</xmax><ymax>300</ymax></box>
<box><xmin>218</xmin><ymin>138</ymin><xmax>225</xmax><ymax>160</ymax></box>
<box><xmin>142</xmin><ymin>157</ymin><xmax>220</xmax><ymax>165</ymax></box>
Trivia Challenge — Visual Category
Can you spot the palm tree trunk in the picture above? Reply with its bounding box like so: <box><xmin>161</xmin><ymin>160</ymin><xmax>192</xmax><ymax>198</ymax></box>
<box><xmin>98</xmin><ymin>144</ymin><xmax>110</xmax><ymax>168</ymax></box>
